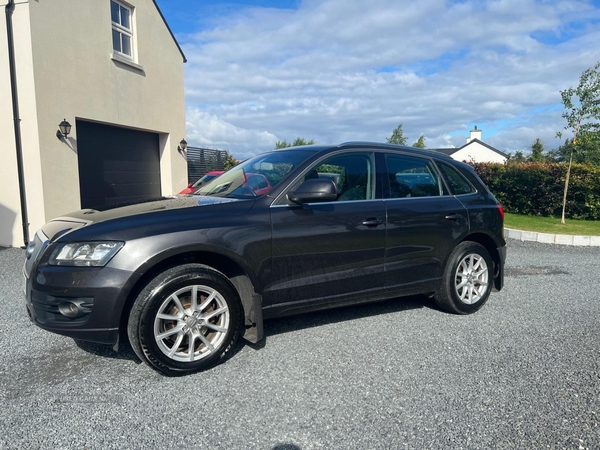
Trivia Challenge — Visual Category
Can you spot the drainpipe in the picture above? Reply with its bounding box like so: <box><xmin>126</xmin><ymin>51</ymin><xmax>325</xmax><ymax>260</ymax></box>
<box><xmin>5</xmin><ymin>0</ymin><xmax>30</xmax><ymax>247</ymax></box>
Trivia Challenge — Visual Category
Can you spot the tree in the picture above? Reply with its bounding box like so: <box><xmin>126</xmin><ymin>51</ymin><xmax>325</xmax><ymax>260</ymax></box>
<box><xmin>511</xmin><ymin>151</ymin><xmax>527</xmax><ymax>162</ymax></box>
<box><xmin>548</xmin><ymin>136</ymin><xmax>600</xmax><ymax>166</ymax></box>
<box><xmin>558</xmin><ymin>60</ymin><xmax>600</xmax><ymax>224</ymax></box>
<box><xmin>223</xmin><ymin>151</ymin><xmax>240</xmax><ymax>171</ymax></box>
<box><xmin>386</xmin><ymin>123</ymin><xmax>408</xmax><ymax>145</ymax></box>
<box><xmin>528</xmin><ymin>138</ymin><xmax>545</xmax><ymax>162</ymax></box>
<box><xmin>275</xmin><ymin>137</ymin><xmax>315</xmax><ymax>149</ymax></box>
<box><xmin>412</xmin><ymin>135</ymin><xmax>426</xmax><ymax>148</ymax></box>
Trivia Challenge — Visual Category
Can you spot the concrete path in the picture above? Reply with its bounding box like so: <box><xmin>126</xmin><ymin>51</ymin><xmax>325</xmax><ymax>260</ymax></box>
<box><xmin>505</xmin><ymin>227</ymin><xmax>600</xmax><ymax>246</ymax></box>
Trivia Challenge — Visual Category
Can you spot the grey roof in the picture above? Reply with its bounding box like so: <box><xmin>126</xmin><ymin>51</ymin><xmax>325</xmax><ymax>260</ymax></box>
<box><xmin>430</xmin><ymin>139</ymin><xmax>509</xmax><ymax>159</ymax></box>
<box><xmin>430</xmin><ymin>148</ymin><xmax>456</xmax><ymax>156</ymax></box>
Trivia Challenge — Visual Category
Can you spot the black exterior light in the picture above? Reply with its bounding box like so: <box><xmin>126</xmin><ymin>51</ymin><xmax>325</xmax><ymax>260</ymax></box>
<box><xmin>56</xmin><ymin>119</ymin><xmax>71</xmax><ymax>140</ymax></box>
<box><xmin>177</xmin><ymin>138</ymin><xmax>187</xmax><ymax>154</ymax></box>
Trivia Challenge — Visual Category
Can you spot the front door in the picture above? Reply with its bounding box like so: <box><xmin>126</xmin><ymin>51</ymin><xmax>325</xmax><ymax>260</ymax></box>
<box><xmin>265</xmin><ymin>151</ymin><xmax>386</xmax><ymax>315</ymax></box>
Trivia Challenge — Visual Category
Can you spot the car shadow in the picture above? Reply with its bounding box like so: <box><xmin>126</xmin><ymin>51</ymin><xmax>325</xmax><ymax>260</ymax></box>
<box><xmin>246</xmin><ymin>294</ymin><xmax>440</xmax><ymax>350</ymax></box>
<box><xmin>74</xmin><ymin>294</ymin><xmax>440</xmax><ymax>366</ymax></box>
<box><xmin>74</xmin><ymin>338</ymin><xmax>141</xmax><ymax>363</ymax></box>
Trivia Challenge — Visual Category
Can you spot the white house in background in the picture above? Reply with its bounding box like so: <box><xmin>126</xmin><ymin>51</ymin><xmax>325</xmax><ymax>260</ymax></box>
<box><xmin>1</xmin><ymin>0</ymin><xmax>187</xmax><ymax>248</ymax></box>
<box><xmin>433</xmin><ymin>127</ymin><xmax>508</xmax><ymax>164</ymax></box>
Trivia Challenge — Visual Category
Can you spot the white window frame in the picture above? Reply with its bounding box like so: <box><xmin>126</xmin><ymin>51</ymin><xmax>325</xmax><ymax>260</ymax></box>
<box><xmin>111</xmin><ymin>0</ymin><xmax>135</xmax><ymax>61</ymax></box>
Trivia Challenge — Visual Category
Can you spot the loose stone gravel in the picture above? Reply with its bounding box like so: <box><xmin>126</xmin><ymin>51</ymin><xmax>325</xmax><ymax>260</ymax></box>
<box><xmin>0</xmin><ymin>241</ymin><xmax>598</xmax><ymax>449</ymax></box>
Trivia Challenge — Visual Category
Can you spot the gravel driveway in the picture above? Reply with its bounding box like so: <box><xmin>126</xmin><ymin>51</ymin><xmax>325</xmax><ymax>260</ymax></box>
<box><xmin>0</xmin><ymin>240</ymin><xmax>598</xmax><ymax>449</ymax></box>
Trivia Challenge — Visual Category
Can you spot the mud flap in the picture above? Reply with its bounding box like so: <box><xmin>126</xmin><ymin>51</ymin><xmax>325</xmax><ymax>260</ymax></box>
<box><xmin>242</xmin><ymin>293</ymin><xmax>264</xmax><ymax>343</ymax></box>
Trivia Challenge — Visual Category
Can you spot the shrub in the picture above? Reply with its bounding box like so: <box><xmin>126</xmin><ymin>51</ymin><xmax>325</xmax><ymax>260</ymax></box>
<box><xmin>469</xmin><ymin>162</ymin><xmax>600</xmax><ymax>220</ymax></box>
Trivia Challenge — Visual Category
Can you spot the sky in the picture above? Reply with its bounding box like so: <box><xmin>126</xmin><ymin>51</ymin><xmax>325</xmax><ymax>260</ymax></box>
<box><xmin>156</xmin><ymin>0</ymin><xmax>600</xmax><ymax>160</ymax></box>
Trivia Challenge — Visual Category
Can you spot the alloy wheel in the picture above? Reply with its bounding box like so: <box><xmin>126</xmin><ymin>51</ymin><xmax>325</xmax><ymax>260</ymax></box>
<box><xmin>153</xmin><ymin>285</ymin><xmax>230</xmax><ymax>362</ymax></box>
<box><xmin>454</xmin><ymin>253</ymin><xmax>489</xmax><ymax>305</ymax></box>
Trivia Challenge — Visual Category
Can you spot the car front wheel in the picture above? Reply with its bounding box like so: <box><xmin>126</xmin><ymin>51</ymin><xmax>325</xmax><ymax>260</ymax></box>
<box><xmin>435</xmin><ymin>241</ymin><xmax>493</xmax><ymax>314</ymax></box>
<box><xmin>127</xmin><ymin>264</ymin><xmax>242</xmax><ymax>376</ymax></box>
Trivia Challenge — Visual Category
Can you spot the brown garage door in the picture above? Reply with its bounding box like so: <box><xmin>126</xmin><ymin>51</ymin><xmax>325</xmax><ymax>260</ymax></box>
<box><xmin>76</xmin><ymin>120</ymin><xmax>161</xmax><ymax>210</ymax></box>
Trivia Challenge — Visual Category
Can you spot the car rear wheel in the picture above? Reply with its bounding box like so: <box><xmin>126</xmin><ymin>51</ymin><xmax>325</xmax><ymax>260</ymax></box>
<box><xmin>435</xmin><ymin>241</ymin><xmax>493</xmax><ymax>314</ymax></box>
<box><xmin>127</xmin><ymin>264</ymin><xmax>242</xmax><ymax>376</ymax></box>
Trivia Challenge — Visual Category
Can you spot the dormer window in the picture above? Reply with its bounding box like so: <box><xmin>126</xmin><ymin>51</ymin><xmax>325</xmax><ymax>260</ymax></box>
<box><xmin>111</xmin><ymin>0</ymin><xmax>134</xmax><ymax>59</ymax></box>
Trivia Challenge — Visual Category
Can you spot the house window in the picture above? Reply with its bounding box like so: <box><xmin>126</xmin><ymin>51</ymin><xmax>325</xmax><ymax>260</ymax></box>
<box><xmin>111</xmin><ymin>0</ymin><xmax>133</xmax><ymax>59</ymax></box>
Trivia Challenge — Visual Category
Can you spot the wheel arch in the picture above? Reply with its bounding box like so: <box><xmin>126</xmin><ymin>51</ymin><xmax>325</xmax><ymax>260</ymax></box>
<box><xmin>118</xmin><ymin>250</ymin><xmax>264</xmax><ymax>348</ymax></box>
<box><xmin>460</xmin><ymin>232</ymin><xmax>503</xmax><ymax>290</ymax></box>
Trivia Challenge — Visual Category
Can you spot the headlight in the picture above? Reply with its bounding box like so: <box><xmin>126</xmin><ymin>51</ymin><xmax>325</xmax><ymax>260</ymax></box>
<box><xmin>49</xmin><ymin>242</ymin><xmax>124</xmax><ymax>267</ymax></box>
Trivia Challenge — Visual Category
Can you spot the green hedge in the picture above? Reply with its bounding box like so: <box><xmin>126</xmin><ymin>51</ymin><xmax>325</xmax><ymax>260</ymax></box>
<box><xmin>470</xmin><ymin>162</ymin><xmax>600</xmax><ymax>220</ymax></box>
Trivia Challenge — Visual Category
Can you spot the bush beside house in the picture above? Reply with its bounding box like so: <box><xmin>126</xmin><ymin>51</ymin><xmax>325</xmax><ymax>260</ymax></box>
<box><xmin>471</xmin><ymin>162</ymin><xmax>600</xmax><ymax>220</ymax></box>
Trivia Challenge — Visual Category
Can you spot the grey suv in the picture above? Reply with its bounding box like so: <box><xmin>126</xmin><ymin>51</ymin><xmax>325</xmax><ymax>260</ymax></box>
<box><xmin>24</xmin><ymin>142</ymin><xmax>506</xmax><ymax>375</ymax></box>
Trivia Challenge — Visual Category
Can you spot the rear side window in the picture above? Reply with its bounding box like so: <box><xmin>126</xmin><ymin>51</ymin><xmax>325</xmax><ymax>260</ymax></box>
<box><xmin>385</xmin><ymin>154</ymin><xmax>442</xmax><ymax>198</ymax></box>
<box><xmin>437</xmin><ymin>163</ymin><xmax>475</xmax><ymax>195</ymax></box>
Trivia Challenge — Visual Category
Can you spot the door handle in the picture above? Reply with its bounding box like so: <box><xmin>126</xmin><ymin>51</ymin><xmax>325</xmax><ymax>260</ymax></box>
<box><xmin>445</xmin><ymin>213</ymin><xmax>460</xmax><ymax>220</ymax></box>
<box><xmin>362</xmin><ymin>218</ymin><xmax>383</xmax><ymax>227</ymax></box>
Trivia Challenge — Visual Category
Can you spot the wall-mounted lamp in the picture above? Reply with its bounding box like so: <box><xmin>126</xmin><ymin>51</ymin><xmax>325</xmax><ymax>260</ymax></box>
<box><xmin>56</xmin><ymin>119</ymin><xmax>72</xmax><ymax>140</ymax></box>
<box><xmin>177</xmin><ymin>138</ymin><xmax>187</xmax><ymax>154</ymax></box>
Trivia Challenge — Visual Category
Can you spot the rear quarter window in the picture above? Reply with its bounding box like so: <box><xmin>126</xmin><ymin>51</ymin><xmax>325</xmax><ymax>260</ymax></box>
<box><xmin>438</xmin><ymin>163</ymin><xmax>475</xmax><ymax>195</ymax></box>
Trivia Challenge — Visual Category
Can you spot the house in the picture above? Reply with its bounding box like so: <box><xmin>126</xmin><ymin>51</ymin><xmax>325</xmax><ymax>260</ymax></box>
<box><xmin>432</xmin><ymin>127</ymin><xmax>508</xmax><ymax>164</ymax></box>
<box><xmin>1</xmin><ymin>0</ymin><xmax>187</xmax><ymax>247</ymax></box>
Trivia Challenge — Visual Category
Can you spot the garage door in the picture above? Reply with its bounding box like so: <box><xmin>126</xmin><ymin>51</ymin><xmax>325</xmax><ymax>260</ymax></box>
<box><xmin>76</xmin><ymin>120</ymin><xmax>161</xmax><ymax>210</ymax></box>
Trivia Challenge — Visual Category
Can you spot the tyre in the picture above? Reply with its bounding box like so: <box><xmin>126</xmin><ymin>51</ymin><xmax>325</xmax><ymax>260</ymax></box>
<box><xmin>435</xmin><ymin>241</ymin><xmax>493</xmax><ymax>314</ymax></box>
<box><xmin>127</xmin><ymin>264</ymin><xmax>242</xmax><ymax>376</ymax></box>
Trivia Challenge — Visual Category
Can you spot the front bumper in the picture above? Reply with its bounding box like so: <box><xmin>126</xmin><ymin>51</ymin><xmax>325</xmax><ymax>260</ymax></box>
<box><xmin>24</xmin><ymin>284</ymin><xmax>121</xmax><ymax>344</ymax></box>
<box><xmin>23</xmin><ymin>233</ymin><xmax>132</xmax><ymax>345</ymax></box>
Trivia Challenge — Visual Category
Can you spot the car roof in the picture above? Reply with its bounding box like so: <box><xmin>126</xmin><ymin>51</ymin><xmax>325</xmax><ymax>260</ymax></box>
<box><xmin>272</xmin><ymin>142</ymin><xmax>457</xmax><ymax>162</ymax></box>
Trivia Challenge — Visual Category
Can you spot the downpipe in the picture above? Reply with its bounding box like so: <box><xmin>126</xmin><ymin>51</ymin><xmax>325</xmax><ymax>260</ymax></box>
<box><xmin>5</xmin><ymin>0</ymin><xmax>30</xmax><ymax>247</ymax></box>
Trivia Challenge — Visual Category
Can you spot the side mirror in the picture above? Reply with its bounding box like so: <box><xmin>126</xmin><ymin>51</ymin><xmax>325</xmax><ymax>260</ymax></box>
<box><xmin>288</xmin><ymin>179</ymin><xmax>337</xmax><ymax>204</ymax></box>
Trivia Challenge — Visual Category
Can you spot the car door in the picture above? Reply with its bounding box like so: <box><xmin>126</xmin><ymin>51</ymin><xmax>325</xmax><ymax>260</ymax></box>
<box><xmin>265</xmin><ymin>151</ymin><xmax>386</xmax><ymax>315</ymax></box>
<box><xmin>382</xmin><ymin>153</ymin><xmax>469</xmax><ymax>297</ymax></box>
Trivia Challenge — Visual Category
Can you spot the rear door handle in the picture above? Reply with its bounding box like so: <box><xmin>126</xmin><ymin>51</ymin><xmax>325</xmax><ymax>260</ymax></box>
<box><xmin>362</xmin><ymin>218</ymin><xmax>383</xmax><ymax>227</ymax></box>
<box><xmin>445</xmin><ymin>213</ymin><xmax>460</xmax><ymax>221</ymax></box>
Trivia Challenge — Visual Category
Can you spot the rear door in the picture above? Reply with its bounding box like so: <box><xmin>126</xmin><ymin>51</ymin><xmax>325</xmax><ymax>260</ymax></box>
<box><xmin>382</xmin><ymin>153</ymin><xmax>469</xmax><ymax>296</ymax></box>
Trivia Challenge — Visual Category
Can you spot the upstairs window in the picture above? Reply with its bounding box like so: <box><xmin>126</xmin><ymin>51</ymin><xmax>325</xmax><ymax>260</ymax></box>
<box><xmin>111</xmin><ymin>1</ymin><xmax>133</xmax><ymax>59</ymax></box>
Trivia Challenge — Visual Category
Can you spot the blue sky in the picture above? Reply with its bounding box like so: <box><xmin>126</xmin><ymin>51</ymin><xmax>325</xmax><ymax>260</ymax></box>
<box><xmin>156</xmin><ymin>0</ymin><xmax>600</xmax><ymax>159</ymax></box>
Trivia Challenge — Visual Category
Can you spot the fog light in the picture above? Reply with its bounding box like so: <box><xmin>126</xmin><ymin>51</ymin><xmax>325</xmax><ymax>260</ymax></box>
<box><xmin>58</xmin><ymin>301</ymin><xmax>80</xmax><ymax>318</ymax></box>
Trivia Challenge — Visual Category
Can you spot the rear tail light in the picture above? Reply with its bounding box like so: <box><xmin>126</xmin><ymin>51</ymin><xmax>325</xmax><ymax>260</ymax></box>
<box><xmin>497</xmin><ymin>204</ymin><xmax>505</xmax><ymax>222</ymax></box>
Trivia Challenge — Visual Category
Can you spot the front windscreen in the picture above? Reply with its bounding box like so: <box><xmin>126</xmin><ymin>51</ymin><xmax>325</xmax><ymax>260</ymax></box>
<box><xmin>194</xmin><ymin>150</ymin><xmax>312</xmax><ymax>198</ymax></box>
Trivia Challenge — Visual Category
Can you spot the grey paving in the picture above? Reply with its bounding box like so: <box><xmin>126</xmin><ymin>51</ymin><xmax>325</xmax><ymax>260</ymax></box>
<box><xmin>0</xmin><ymin>241</ymin><xmax>599</xmax><ymax>449</ymax></box>
<box><xmin>506</xmin><ymin>227</ymin><xmax>600</xmax><ymax>246</ymax></box>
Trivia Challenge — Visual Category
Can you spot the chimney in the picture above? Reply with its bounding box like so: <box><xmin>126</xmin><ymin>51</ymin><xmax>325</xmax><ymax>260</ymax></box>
<box><xmin>467</xmin><ymin>125</ymin><xmax>482</xmax><ymax>143</ymax></box>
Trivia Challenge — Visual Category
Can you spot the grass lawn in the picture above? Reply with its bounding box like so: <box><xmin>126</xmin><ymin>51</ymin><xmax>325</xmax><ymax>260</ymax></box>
<box><xmin>504</xmin><ymin>213</ymin><xmax>600</xmax><ymax>236</ymax></box>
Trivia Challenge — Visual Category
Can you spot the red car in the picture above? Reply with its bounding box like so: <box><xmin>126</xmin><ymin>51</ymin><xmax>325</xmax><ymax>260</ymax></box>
<box><xmin>179</xmin><ymin>171</ymin><xmax>224</xmax><ymax>194</ymax></box>
<box><xmin>242</xmin><ymin>173</ymin><xmax>272</xmax><ymax>196</ymax></box>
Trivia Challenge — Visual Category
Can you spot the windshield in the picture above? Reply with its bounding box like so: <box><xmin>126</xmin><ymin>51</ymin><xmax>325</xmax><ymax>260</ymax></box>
<box><xmin>194</xmin><ymin>150</ymin><xmax>312</xmax><ymax>198</ymax></box>
<box><xmin>191</xmin><ymin>173</ymin><xmax>222</xmax><ymax>189</ymax></box>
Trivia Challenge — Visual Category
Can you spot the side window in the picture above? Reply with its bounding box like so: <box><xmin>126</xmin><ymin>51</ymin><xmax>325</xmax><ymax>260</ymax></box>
<box><xmin>111</xmin><ymin>0</ymin><xmax>134</xmax><ymax>60</ymax></box>
<box><xmin>437</xmin><ymin>163</ymin><xmax>475</xmax><ymax>195</ymax></box>
<box><xmin>304</xmin><ymin>152</ymin><xmax>376</xmax><ymax>201</ymax></box>
<box><xmin>385</xmin><ymin>154</ymin><xmax>442</xmax><ymax>198</ymax></box>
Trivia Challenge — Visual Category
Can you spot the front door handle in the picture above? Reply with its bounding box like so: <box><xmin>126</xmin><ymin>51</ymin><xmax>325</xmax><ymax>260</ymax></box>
<box><xmin>445</xmin><ymin>213</ymin><xmax>460</xmax><ymax>220</ymax></box>
<box><xmin>362</xmin><ymin>218</ymin><xmax>383</xmax><ymax>227</ymax></box>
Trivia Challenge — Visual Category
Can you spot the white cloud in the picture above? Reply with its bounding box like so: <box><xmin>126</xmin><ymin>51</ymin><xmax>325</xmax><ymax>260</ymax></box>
<box><xmin>185</xmin><ymin>108</ymin><xmax>279</xmax><ymax>159</ymax></box>
<box><xmin>173</xmin><ymin>0</ymin><xmax>600</xmax><ymax>158</ymax></box>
